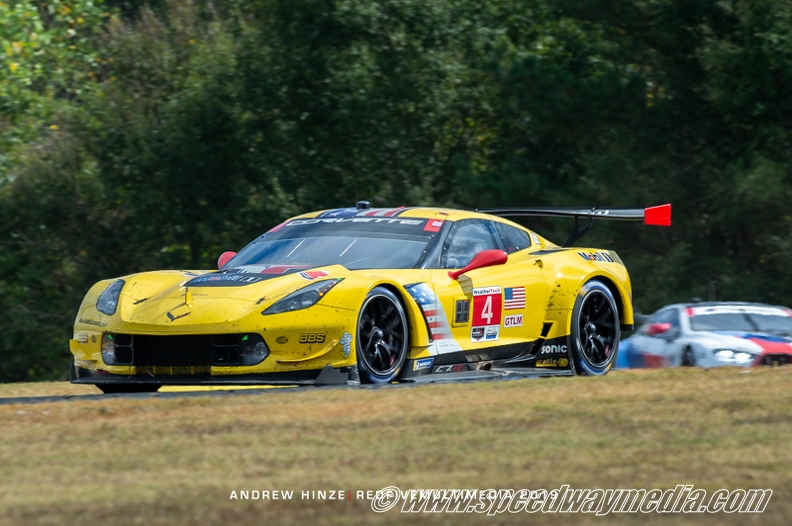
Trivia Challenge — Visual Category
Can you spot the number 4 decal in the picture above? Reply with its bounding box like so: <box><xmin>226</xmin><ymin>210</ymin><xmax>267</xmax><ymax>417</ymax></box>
<box><xmin>481</xmin><ymin>296</ymin><xmax>494</xmax><ymax>324</ymax></box>
<box><xmin>472</xmin><ymin>287</ymin><xmax>502</xmax><ymax>326</ymax></box>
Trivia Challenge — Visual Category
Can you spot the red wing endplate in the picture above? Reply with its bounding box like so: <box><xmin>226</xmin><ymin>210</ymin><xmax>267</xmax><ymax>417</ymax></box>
<box><xmin>643</xmin><ymin>204</ymin><xmax>672</xmax><ymax>226</ymax></box>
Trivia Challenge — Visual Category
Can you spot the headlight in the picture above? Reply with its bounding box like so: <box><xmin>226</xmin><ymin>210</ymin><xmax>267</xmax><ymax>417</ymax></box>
<box><xmin>713</xmin><ymin>349</ymin><xmax>754</xmax><ymax>365</ymax></box>
<box><xmin>96</xmin><ymin>280</ymin><xmax>125</xmax><ymax>315</ymax></box>
<box><xmin>262</xmin><ymin>279</ymin><xmax>342</xmax><ymax>315</ymax></box>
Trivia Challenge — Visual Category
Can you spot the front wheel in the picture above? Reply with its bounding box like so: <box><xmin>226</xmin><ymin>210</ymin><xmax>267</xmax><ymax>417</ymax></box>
<box><xmin>356</xmin><ymin>287</ymin><xmax>409</xmax><ymax>384</ymax></box>
<box><xmin>681</xmin><ymin>347</ymin><xmax>696</xmax><ymax>367</ymax></box>
<box><xmin>568</xmin><ymin>280</ymin><xmax>620</xmax><ymax>376</ymax></box>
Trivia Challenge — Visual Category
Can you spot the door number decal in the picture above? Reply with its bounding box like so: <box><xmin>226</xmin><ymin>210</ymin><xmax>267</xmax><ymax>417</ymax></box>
<box><xmin>471</xmin><ymin>287</ymin><xmax>501</xmax><ymax>342</ymax></box>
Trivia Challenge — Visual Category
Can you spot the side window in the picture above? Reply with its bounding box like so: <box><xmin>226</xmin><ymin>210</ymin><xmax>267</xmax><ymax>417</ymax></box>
<box><xmin>441</xmin><ymin>220</ymin><xmax>499</xmax><ymax>269</ymax></box>
<box><xmin>493</xmin><ymin>221</ymin><xmax>532</xmax><ymax>254</ymax></box>
<box><xmin>655</xmin><ymin>309</ymin><xmax>681</xmax><ymax>328</ymax></box>
<box><xmin>640</xmin><ymin>308</ymin><xmax>680</xmax><ymax>337</ymax></box>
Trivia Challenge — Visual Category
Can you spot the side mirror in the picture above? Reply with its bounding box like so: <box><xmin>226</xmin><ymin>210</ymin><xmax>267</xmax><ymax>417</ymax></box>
<box><xmin>217</xmin><ymin>251</ymin><xmax>237</xmax><ymax>269</ymax></box>
<box><xmin>448</xmin><ymin>249</ymin><xmax>508</xmax><ymax>280</ymax></box>
<box><xmin>645</xmin><ymin>322</ymin><xmax>672</xmax><ymax>337</ymax></box>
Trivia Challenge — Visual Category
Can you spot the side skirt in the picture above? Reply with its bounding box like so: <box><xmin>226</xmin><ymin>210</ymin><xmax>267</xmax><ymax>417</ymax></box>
<box><xmin>401</xmin><ymin>335</ymin><xmax>574</xmax><ymax>381</ymax></box>
<box><xmin>403</xmin><ymin>366</ymin><xmax>574</xmax><ymax>384</ymax></box>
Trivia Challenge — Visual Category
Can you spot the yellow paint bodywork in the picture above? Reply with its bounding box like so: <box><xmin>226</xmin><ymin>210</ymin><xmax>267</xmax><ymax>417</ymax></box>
<box><xmin>69</xmin><ymin>207</ymin><xmax>634</xmax><ymax>380</ymax></box>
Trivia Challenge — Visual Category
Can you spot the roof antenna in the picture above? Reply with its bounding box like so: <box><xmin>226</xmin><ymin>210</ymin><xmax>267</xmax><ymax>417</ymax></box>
<box><xmin>356</xmin><ymin>200</ymin><xmax>370</xmax><ymax>210</ymax></box>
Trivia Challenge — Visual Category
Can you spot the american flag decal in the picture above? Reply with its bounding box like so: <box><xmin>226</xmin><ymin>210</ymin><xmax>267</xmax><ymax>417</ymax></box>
<box><xmin>405</xmin><ymin>283</ymin><xmax>452</xmax><ymax>340</ymax></box>
<box><xmin>504</xmin><ymin>287</ymin><xmax>526</xmax><ymax>310</ymax></box>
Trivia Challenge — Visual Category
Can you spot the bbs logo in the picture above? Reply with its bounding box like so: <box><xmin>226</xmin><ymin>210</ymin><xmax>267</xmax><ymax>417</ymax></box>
<box><xmin>299</xmin><ymin>333</ymin><xmax>326</xmax><ymax>344</ymax></box>
<box><xmin>541</xmin><ymin>344</ymin><xmax>568</xmax><ymax>355</ymax></box>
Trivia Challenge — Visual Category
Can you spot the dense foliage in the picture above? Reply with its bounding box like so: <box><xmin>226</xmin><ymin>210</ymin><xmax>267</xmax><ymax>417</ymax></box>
<box><xmin>2</xmin><ymin>0</ymin><xmax>792</xmax><ymax>381</ymax></box>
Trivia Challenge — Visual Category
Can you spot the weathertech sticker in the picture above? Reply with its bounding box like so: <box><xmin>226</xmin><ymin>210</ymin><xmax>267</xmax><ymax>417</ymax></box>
<box><xmin>473</xmin><ymin>287</ymin><xmax>502</xmax><ymax>296</ymax></box>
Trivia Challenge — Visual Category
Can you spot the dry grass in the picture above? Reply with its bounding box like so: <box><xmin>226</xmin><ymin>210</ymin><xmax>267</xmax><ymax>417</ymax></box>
<box><xmin>1</xmin><ymin>367</ymin><xmax>790</xmax><ymax>525</ymax></box>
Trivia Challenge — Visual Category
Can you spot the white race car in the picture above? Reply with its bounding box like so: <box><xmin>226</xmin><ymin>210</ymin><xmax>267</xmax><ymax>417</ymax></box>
<box><xmin>626</xmin><ymin>302</ymin><xmax>792</xmax><ymax>368</ymax></box>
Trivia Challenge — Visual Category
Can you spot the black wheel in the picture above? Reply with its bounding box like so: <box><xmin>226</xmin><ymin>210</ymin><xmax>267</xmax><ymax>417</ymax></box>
<box><xmin>356</xmin><ymin>286</ymin><xmax>409</xmax><ymax>384</ymax></box>
<box><xmin>569</xmin><ymin>280</ymin><xmax>620</xmax><ymax>376</ymax></box>
<box><xmin>681</xmin><ymin>347</ymin><xmax>696</xmax><ymax>367</ymax></box>
<box><xmin>97</xmin><ymin>384</ymin><xmax>161</xmax><ymax>394</ymax></box>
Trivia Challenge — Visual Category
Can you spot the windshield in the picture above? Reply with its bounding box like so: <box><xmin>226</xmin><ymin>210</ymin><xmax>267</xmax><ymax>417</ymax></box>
<box><xmin>227</xmin><ymin>217</ymin><xmax>438</xmax><ymax>270</ymax></box>
<box><xmin>688</xmin><ymin>305</ymin><xmax>792</xmax><ymax>334</ymax></box>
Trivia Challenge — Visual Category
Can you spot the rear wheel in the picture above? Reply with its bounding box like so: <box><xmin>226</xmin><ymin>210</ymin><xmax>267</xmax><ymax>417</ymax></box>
<box><xmin>356</xmin><ymin>287</ymin><xmax>409</xmax><ymax>384</ymax></box>
<box><xmin>569</xmin><ymin>280</ymin><xmax>620</xmax><ymax>376</ymax></box>
<box><xmin>97</xmin><ymin>384</ymin><xmax>161</xmax><ymax>394</ymax></box>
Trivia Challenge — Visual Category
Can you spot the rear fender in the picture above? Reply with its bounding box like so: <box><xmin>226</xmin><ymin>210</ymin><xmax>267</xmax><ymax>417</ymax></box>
<box><xmin>547</xmin><ymin>268</ymin><xmax>633</xmax><ymax>331</ymax></box>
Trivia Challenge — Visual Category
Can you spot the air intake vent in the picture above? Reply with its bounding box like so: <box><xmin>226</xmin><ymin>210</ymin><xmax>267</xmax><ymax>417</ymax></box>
<box><xmin>106</xmin><ymin>334</ymin><xmax>267</xmax><ymax>367</ymax></box>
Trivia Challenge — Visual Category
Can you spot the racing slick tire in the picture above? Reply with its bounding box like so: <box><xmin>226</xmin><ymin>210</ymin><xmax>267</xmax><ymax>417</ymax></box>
<box><xmin>569</xmin><ymin>279</ymin><xmax>620</xmax><ymax>376</ymax></box>
<box><xmin>97</xmin><ymin>384</ymin><xmax>162</xmax><ymax>394</ymax></box>
<box><xmin>356</xmin><ymin>286</ymin><xmax>409</xmax><ymax>384</ymax></box>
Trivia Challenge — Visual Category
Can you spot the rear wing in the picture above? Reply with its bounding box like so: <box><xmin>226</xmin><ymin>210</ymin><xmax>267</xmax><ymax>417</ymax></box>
<box><xmin>476</xmin><ymin>204</ymin><xmax>671</xmax><ymax>247</ymax></box>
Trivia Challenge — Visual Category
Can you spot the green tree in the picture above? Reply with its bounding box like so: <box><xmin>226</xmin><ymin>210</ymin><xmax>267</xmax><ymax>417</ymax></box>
<box><xmin>1</xmin><ymin>0</ymin><xmax>115</xmax><ymax>176</ymax></box>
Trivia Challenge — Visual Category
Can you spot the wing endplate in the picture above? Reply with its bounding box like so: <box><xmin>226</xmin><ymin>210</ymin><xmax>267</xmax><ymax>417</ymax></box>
<box><xmin>644</xmin><ymin>204</ymin><xmax>672</xmax><ymax>226</ymax></box>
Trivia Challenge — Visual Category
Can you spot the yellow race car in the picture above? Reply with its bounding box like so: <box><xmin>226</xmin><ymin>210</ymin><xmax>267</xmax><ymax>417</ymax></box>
<box><xmin>69</xmin><ymin>202</ymin><xmax>671</xmax><ymax>393</ymax></box>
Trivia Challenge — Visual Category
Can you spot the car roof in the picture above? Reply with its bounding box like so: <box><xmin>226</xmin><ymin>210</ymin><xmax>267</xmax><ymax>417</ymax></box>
<box><xmin>294</xmin><ymin>206</ymin><xmax>497</xmax><ymax>222</ymax></box>
<box><xmin>664</xmin><ymin>301</ymin><xmax>786</xmax><ymax>310</ymax></box>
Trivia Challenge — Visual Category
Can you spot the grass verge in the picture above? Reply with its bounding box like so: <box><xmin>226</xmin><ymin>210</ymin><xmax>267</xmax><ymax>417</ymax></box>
<box><xmin>1</xmin><ymin>367</ymin><xmax>790</xmax><ymax>525</ymax></box>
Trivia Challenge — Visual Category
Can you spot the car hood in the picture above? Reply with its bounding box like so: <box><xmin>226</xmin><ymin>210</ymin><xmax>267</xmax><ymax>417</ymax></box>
<box><xmin>115</xmin><ymin>264</ymin><xmax>347</xmax><ymax>328</ymax></box>
<box><xmin>691</xmin><ymin>330</ymin><xmax>792</xmax><ymax>355</ymax></box>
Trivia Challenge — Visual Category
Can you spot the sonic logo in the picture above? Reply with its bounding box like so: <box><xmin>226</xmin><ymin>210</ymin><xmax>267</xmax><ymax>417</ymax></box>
<box><xmin>541</xmin><ymin>344</ymin><xmax>568</xmax><ymax>355</ymax></box>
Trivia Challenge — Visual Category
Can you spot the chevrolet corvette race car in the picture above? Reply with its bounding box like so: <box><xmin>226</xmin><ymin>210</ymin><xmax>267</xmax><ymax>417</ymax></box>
<box><xmin>69</xmin><ymin>202</ymin><xmax>671</xmax><ymax>393</ymax></box>
<box><xmin>623</xmin><ymin>302</ymin><xmax>792</xmax><ymax>368</ymax></box>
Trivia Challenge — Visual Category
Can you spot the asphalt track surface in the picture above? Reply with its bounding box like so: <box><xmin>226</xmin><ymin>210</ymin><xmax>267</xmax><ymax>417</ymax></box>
<box><xmin>0</xmin><ymin>372</ymin><xmax>547</xmax><ymax>406</ymax></box>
